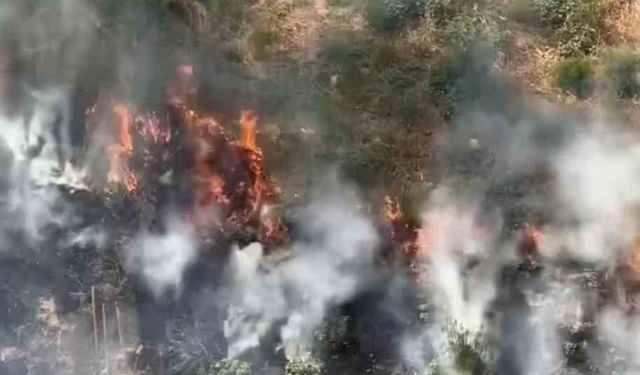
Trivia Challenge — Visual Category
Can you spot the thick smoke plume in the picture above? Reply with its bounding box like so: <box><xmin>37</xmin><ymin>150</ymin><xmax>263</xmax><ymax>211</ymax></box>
<box><xmin>225</xmin><ymin>184</ymin><xmax>378</xmax><ymax>359</ymax></box>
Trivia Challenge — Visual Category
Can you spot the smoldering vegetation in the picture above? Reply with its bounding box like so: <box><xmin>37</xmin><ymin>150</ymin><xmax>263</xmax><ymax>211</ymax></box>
<box><xmin>2</xmin><ymin>1</ymin><xmax>640</xmax><ymax>375</ymax></box>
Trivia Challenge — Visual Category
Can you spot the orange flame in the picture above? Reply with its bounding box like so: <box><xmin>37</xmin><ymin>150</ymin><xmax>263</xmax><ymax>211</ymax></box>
<box><xmin>184</xmin><ymin>112</ymin><xmax>230</xmax><ymax>229</ymax></box>
<box><xmin>239</xmin><ymin>110</ymin><xmax>258</xmax><ymax>151</ymax></box>
<box><xmin>107</xmin><ymin>104</ymin><xmax>138</xmax><ymax>193</ymax></box>
<box><xmin>235</xmin><ymin>110</ymin><xmax>265</xmax><ymax>218</ymax></box>
<box><xmin>87</xmin><ymin>64</ymin><xmax>286</xmax><ymax>247</ymax></box>
<box><xmin>381</xmin><ymin>195</ymin><xmax>422</xmax><ymax>278</ymax></box>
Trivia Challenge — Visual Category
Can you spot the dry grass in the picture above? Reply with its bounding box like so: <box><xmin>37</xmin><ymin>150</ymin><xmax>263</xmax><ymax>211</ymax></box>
<box><xmin>603</xmin><ymin>0</ymin><xmax>640</xmax><ymax>48</ymax></box>
<box><xmin>505</xmin><ymin>31</ymin><xmax>562</xmax><ymax>95</ymax></box>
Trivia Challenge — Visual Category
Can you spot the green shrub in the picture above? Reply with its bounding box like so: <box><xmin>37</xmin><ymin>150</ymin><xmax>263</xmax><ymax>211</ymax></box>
<box><xmin>505</xmin><ymin>0</ymin><xmax>542</xmax><ymax>26</ymax></box>
<box><xmin>535</xmin><ymin>0</ymin><xmax>573</xmax><ymax>28</ymax></box>
<box><xmin>430</xmin><ymin>47</ymin><xmax>496</xmax><ymax>119</ymax></box>
<box><xmin>319</xmin><ymin>34</ymin><xmax>369</xmax><ymax>103</ymax></box>
<box><xmin>207</xmin><ymin>359</ymin><xmax>252</xmax><ymax>375</ymax></box>
<box><xmin>604</xmin><ymin>49</ymin><xmax>640</xmax><ymax>99</ymax></box>
<box><xmin>423</xmin><ymin>0</ymin><xmax>507</xmax><ymax>51</ymax></box>
<box><xmin>367</xmin><ymin>0</ymin><xmax>427</xmax><ymax>33</ymax></box>
<box><xmin>285</xmin><ymin>358</ymin><xmax>324</xmax><ymax>375</ymax></box>
<box><xmin>556</xmin><ymin>57</ymin><xmax>593</xmax><ymax>98</ymax></box>
<box><xmin>534</xmin><ymin>0</ymin><xmax>604</xmax><ymax>56</ymax></box>
<box><xmin>446</xmin><ymin>322</ymin><xmax>495</xmax><ymax>375</ymax></box>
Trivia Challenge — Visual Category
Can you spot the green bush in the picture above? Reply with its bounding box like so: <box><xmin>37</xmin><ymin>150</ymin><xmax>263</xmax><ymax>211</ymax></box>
<box><xmin>446</xmin><ymin>322</ymin><xmax>495</xmax><ymax>375</ymax></box>
<box><xmin>430</xmin><ymin>47</ymin><xmax>496</xmax><ymax>119</ymax></box>
<box><xmin>556</xmin><ymin>57</ymin><xmax>593</xmax><ymax>98</ymax></box>
<box><xmin>535</xmin><ymin>0</ymin><xmax>573</xmax><ymax>28</ymax></box>
<box><xmin>319</xmin><ymin>34</ymin><xmax>369</xmax><ymax>104</ymax></box>
<box><xmin>534</xmin><ymin>0</ymin><xmax>604</xmax><ymax>56</ymax></box>
<box><xmin>604</xmin><ymin>49</ymin><xmax>640</xmax><ymax>99</ymax></box>
<box><xmin>422</xmin><ymin>0</ymin><xmax>507</xmax><ymax>51</ymax></box>
<box><xmin>367</xmin><ymin>0</ymin><xmax>427</xmax><ymax>33</ymax></box>
<box><xmin>207</xmin><ymin>359</ymin><xmax>252</xmax><ymax>375</ymax></box>
<box><xmin>505</xmin><ymin>0</ymin><xmax>542</xmax><ymax>26</ymax></box>
<box><xmin>285</xmin><ymin>358</ymin><xmax>324</xmax><ymax>375</ymax></box>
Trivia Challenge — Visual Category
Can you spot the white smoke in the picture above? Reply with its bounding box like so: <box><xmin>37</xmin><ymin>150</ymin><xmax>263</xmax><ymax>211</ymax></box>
<box><xmin>0</xmin><ymin>89</ymin><xmax>82</xmax><ymax>251</ymax></box>
<box><xmin>398</xmin><ymin>186</ymin><xmax>503</xmax><ymax>371</ymax></box>
<box><xmin>400</xmin><ymin>112</ymin><xmax>640</xmax><ymax>373</ymax></box>
<box><xmin>595</xmin><ymin>306</ymin><xmax>640</xmax><ymax>371</ymax></box>
<box><xmin>224</xmin><ymin>186</ymin><xmax>378</xmax><ymax>359</ymax></box>
<box><xmin>418</xmin><ymin>187</ymin><xmax>501</xmax><ymax>330</ymax></box>
<box><xmin>125</xmin><ymin>216</ymin><xmax>197</xmax><ymax>299</ymax></box>
<box><xmin>543</xmin><ymin>126</ymin><xmax>640</xmax><ymax>264</ymax></box>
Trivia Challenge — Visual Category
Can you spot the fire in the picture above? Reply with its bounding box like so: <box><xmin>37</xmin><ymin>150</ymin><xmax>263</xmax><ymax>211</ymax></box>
<box><xmin>106</xmin><ymin>104</ymin><xmax>138</xmax><ymax>193</ymax></box>
<box><xmin>238</xmin><ymin>110</ymin><xmax>258</xmax><ymax>151</ymax></box>
<box><xmin>167</xmin><ymin>99</ymin><xmax>284</xmax><ymax>244</ymax></box>
<box><xmin>381</xmin><ymin>195</ymin><xmax>421</xmax><ymax>277</ymax></box>
<box><xmin>136</xmin><ymin>112</ymin><xmax>171</xmax><ymax>145</ymax></box>
<box><xmin>416</xmin><ymin>223</ymin><xmax>436</xmax><ymax>256</ymax></box>
<box><xmin>518</xmin><ymin>223</ymin><xmax>543</xmax><ymax>263</ymax></box>
<box><xmin>233</xmin><ymin>110</ymin><xmax>267</xmax><ymax>221</ymax></box>
<box><xmin>174</xmin><ymin>108</ymin><xmax>230</xmax><ymax>228</ymax></box>
<box><xmin>84</xmin><ymin>65</ymin><xmax>287</xmax><ymax>247</ymax></box>
<box><xmin>629</xmin><ymin>234</ymin><xmax>640</xmax><ymax>275</ymax></box>
<box><xmin>383</xmin><ymin>195</ymin><xmax>403</xmax><ymax>222</ymax></box>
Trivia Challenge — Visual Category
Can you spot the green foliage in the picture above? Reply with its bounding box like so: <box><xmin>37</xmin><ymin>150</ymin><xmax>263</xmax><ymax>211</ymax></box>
<box><xmin>604</xmin><ymin>49</ymin><xmax>640</xmax><ymax>99</ymax></box>
<box><xmin>505</xmin><ymin>0</ymin><xmax>542</xmax><ymax>26</ymax></box>
<box><xmin>96</xmin><ymin>0</ymin><xmax>170</xmax><ymax>33</ymax></box>
<box><xmin>430</xmin><ymin>46</ymin><xmax>495</xmax><ymax>119</ymax></box>
<box><xmin>207</xmin><ymin>359</ymin><xmax>253</xmax><ymax>375</ymax></box>
<box><xmin>285</xmin><ymin>358</ymin><xmax>324</xmax><ymax>375</ymax></box>
<box><xmin>556</xmin><ymin>57</ymin><xmax>593</xmax><ymax>98</ymax></box>
<box><xmin>247</xmin><ymin>23</ymin><xmax>279</xmax><ymax>60</ymax></box>
<box><xmin>421</xmin><ymin>0</ymin><xmax>508</xmax><ymax>50</ymax></box>
<box><xmin>371</xmin><ymin>43</ymin><xmax>400</xmax><ymax>71</ymax></box>
<box><xmin>445</xmin><ymin>321</ymin><xmax>495</xmax><ymax>375</ymax></box>
<box><xmin>535</xmin><ymin>0</ymin><xmax>572</xmax><ymax>28</ymax></box>
<box><xmin>319</xmin><ymin>34</ymin><xmax>369</xmax><ymax>104</ymax></box>
<box><xmin>367</xmin><ymin>0</ymin><xmax>427</xmax><ymax>32</ymax></box>
<box><xmin>206</xmin><ymin>0</ymin><xmax>255</xmax><ymax>33</ymax></box>
<box><xmin>534</xmin><ymin>0</ymin><xmax>604</xmax><ymax>56</ymax></box>
<box><xmin>313</xmin><ymin>314</ymin><xmax>351</xmax><ymax>352</ymax></box>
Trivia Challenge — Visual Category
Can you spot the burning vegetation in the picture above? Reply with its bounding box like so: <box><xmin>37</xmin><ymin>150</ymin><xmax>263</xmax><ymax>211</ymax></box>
<box><xmin>7</xmin><ymin>1</ymin><xmax>640</xmax><ymax>375</ymax></box>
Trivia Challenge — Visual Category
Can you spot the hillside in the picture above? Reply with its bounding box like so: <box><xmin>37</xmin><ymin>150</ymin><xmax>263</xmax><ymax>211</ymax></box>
<box><xmin>3</xmin><ymin>1</ymin><xmax>640</xmax><ymax>375</ymax></box>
